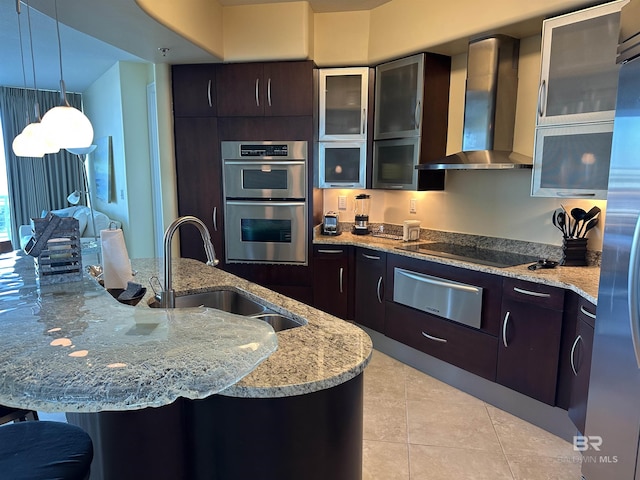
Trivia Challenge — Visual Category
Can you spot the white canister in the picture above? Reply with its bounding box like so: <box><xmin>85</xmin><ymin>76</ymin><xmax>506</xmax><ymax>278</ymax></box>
<box><xmin>403</xmin><ymin>220</ymin><xmax>421</xmax><ymax>242</ymax></box>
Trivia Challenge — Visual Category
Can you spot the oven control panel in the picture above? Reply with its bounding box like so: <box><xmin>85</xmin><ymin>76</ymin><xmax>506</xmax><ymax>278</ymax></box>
<box><xmin>240</xmin><ymin>144</ymin><xmax>289</xmax><ymax>157</ymax></box>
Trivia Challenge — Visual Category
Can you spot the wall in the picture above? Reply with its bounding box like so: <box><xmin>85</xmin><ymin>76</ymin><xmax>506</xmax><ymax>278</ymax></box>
<box><xmin>321</xmin><ymin>34</ymin><xmax>606</xmax><ymax>250</ymax></box>
<box><xmin>83</xmin><ymin>61</ymin><xmax>156</xmax><ymax>258</ymax></box>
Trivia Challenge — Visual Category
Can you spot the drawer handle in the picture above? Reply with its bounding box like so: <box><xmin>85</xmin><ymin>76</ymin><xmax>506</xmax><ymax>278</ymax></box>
<box><xmin>362</xmin><ymin>253</ymin><xmax>380</xmax><ymax>260</ymax></box>
<box><xmin>513</xmin><ymin>286</ymin><xmax>551</xmax><ymax>298</ymax></box>
<box><xmin>580</xmin><ymin>305</ymin><xmax>596</xmax><ymax>319</ymax></box>
<box><xmin>255</xmin><ymin>78</ymin><xmax>260</xmax><ymax>107</ymax></box>
<box><xmin>207</xmin><ymin>79</ymin><xmax>213</xmax><ymax>108</ymax></box>
<box><xmin>421</xmin><ymin>331</ymin><xmax>447</xmax><ymax>343</ymax></box>
<box><xmin>339</xmin><ymin>267</ymin><xmax>344</xmax><ymax>294</ymax></box>
<box><xmin>318</xmin><ymin>249</ymin><xmax>343</xmax><ymax>254</ymax></box>
<box><xmin>570</xmin><ymin>334</ymin><xmax>583</xmax><ymax>376</ymax></box>
<box><xmin>502</xmin><ymin>311</ymin><xmax>510</xmax><ymax>348</ymax></box>
<box><xmin>376</xmin><ymin>276</ymin><xmax>383</xmax><ymax>304</ymax></box>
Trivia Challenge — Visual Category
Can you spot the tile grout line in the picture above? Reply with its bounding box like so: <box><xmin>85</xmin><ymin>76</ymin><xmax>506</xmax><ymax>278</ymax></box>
<box><xmin>485</xmin><ymin>403</ymin><xmax>518</xmax><ymax>480</ymax></box>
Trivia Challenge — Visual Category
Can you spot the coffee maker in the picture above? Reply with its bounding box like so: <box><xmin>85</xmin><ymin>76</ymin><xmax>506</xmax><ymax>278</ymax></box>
<box><xmin>353</xmin><ymin>194</ymin><xmax>371</xmax><ymax>235</ymax></box>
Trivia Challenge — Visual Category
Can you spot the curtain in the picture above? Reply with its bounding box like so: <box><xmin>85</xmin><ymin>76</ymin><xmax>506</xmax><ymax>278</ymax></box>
<box><xmin>0</xmin><ymin>87</ymin><xmax>85</xmax><ymax>249</ymax></box>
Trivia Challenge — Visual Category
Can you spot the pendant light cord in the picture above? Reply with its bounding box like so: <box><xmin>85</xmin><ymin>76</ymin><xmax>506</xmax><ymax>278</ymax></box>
<box><xmin>53</xmin><ymin>0</ymin><xmax>69</xmax><ymax>107</ymax></box>
<box><xmin>25</xmin><ymin>0</ymin><xmax>41</xmax><ymax>120</ymax></box>
<box><xmin>16</xmin><ymin>1</ymin><xmax>29</xmax><ymax>124</ymax></box>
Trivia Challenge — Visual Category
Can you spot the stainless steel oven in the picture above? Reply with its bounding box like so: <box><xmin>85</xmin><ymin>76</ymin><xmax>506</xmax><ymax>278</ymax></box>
<box><xmin>222</xmin><ymin>141</ymin><xmax>308</xmax><ymax>265</ymax></box>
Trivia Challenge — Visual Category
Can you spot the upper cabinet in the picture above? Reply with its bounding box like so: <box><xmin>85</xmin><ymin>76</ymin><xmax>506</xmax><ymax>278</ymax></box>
<box><xmin>319</xmin><ymin>68</ymin><xmax>369</xmax><ymax>141</ymax></box>
<box><xmin>372</xmin><ymin>53</ymin><xmax>450</xmax><ymax>191</ymax></box>
<box><xmin>216</xmin><ymin>61</ymin><xmax>314</xmax><ymax>117</ymax></box>
<box><xmin>318</xmin><ymin>67</ymin><xmax>371</xmax><ymax>189</ymax></box>
<box><xmin>171</xmin><ymin>64</ymin><xmax>218</xmax><ymax>117</ymax></box>
<box><xmin>532</xmin><ymin>0</ymin><xmax>626</xmax><ymax>199</ymax></box>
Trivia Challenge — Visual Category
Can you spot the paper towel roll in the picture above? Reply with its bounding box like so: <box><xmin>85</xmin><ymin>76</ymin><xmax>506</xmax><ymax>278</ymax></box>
<box><xmin>101</xmin><ymin>228</ymin><xmax>133</xmax><ymax>289</ymax></box>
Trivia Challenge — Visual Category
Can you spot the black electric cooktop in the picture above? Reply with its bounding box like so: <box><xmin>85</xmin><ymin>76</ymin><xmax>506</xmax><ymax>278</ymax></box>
<box><xmin>395</xmin><ymin>242</ymin><xmax>540</xmax><ymax>268</ymax></box>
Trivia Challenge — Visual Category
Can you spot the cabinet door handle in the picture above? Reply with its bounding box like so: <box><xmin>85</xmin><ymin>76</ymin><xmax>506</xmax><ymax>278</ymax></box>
<box><xmin>267</xmin><ymin>78</ymin><xmax>272</xmax><ymax>106</ymax></box>
<box><xmin>513</xmin><ymin>286</ymin><xmax>551</xmax><ymax>298</ymax></box>
<box><xmin>339</xmin><ymin>267</ymin><xmax>344</xmax><ymax>294</ymax></box>
<box><xmin>421</xmin><ymin>331</ymin><xmax>447</xmax><ymax>343</ymax></box>
<box><xmin>207</xmin><ymin>79</ymin><xmax>213</xmax><ymax>108</ymax></box>
<box><xmin>255</xmin><ymin>78</ymin><xmax>260</xmax><ymax>107</ymax></box>
<box><xmin>361</xmin><ymin>108</ymin><xmax>366</xmax><ymax>134</ymax></box>
<box><xmin>556</xmin><ymin>192</ymin><xmax>596</xmax><ymax>197</ymax></box>
<box><xmin>318</xmin><ymin>249</ymin><xmax>343</xmax><ymax>254</ymax></box>
<box><xmin>580</xmin><ymin>305</ymin><xmax>596</xmax><ymax>319</ymax></box>
<box><xmin>570</xmin><ymin>334</ymin><xmax>583</xmax><ymax>376</ymax></box>
<box><xmin>537</xmin><ymin>79</ymin><xmax>546</xmax><ymax>117</ymax></box>
<box><xmin>502</xmin><ymin>311</ymin><xmax>510</xmax><ymax>348</ymax></box>
<box><xmin>376</xmin><ymin>276</ymin><xmax>383</xmax><ymax>304</ymax></box>
<box><xmin>414</xmin><ymin>100</ymin><xmax>421</xmax><ymax>129</ymax></box>
<box><xmin>212</xmin><ymin>206</ymin><xmax>218</xmax><ymax>232</ymax></box>
<box><xmin>362</xmin><ymin>253</ymin><xmax>380</xmax><ymax>260</ymax></box>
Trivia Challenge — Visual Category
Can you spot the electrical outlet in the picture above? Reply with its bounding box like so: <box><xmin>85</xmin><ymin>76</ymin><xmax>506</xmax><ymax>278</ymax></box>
<box><xmin>410</xmin><ymin>198</ymin><xmax>417</xmax><ymax>214</ymax></box>
<box><xmin>338</xmin><ymin>196</ymin><xmax>347</xmax><ymax>210</ymax></box>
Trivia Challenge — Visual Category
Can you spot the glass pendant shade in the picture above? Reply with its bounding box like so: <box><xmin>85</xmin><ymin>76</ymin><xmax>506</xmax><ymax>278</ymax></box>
<box><xmin>41</xmin><ymin>105</ymin><xmax>94</xmax><ymax>150</ymax></box>
<box><xmin>12</xmin><ymin>121</ymin><xmax>60</xmax><ymax>157</ymax></box>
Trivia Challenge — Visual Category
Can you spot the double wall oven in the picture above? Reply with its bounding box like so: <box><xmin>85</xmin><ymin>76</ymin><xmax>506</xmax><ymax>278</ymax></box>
<box><xmin>222</xmin><ymin>141</ymin><xmax>308</xmax><ymax>265</ymax></box>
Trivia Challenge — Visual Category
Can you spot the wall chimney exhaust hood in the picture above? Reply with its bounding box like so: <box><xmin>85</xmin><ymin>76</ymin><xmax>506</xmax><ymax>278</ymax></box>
<box><xmin>417</xmin><ymin>35</ymin><xmax>533</xmax><ymax>171</ymax></box>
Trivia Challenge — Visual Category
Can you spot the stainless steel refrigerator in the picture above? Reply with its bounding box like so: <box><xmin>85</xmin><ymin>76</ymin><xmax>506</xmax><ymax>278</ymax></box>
<box><xmin>583</xmin><ymin>0</ymin><xmax>640</xmax><ymax>478</ymax></box>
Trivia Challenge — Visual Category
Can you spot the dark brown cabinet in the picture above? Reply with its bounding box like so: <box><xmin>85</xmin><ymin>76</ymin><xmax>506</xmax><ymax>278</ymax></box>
<box><xmin>216</xmin><ymin>61</ymin><xmax>314</xmax><ymax>117</ymax></box>
<box><xmin>568</xmin><ymin>297</ymin><xmax>596</xmax><ymax>435</ymax></box>
<box><xmin>497</xmin><ymin>279</ymin><xmax>565</xmax><ymax>405</ymax></box>
<box><xmin>385</xmin><ymin>301</ymin><xmax>498</xmax><ymax>381</ymax></box>
<box><xmin>171</xmin><ymin>64</ymin><xmax>218</xmax><ymax>117</ymax></box>
<box><xmin>354</xmin><ymin>248</ymin><xmax>386</xmax><ymax>332</ymax></box>
<box><xmin>312</xmin><ymin>245</ymin><xmax>353</xmax><ymax>319</ymax></box>
<box><xmin>173</xmin><ymin>117</ymin><xmax>224</xmax><ymax>264</ymax></box>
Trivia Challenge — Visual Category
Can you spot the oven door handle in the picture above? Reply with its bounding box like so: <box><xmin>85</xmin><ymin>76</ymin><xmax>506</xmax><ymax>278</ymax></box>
<box><xmin>225</xmin><ymin>200</ymin><xmax>306</xmax><ymax>207</ymax></box>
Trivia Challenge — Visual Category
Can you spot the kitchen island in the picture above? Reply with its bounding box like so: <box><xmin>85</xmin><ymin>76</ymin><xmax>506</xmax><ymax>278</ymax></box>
<box><xmin>0</xmin><ymin>251</ymin><xmax>372</xmax><ymax>480</ymax></box>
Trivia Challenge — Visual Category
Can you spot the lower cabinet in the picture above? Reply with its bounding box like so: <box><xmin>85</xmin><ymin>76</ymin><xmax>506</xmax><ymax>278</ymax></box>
<box><xmin>497</xmin><ymin>279</ymin><xmax>565</xmax><ymax>405</ymax></box>
<box><xmin>568</xmin><ymin>298</ymin><xmax>596</xmax><ymax>434</ymax></box>
<box><xmin>312</xmin><ymin>245</ymin><xmax>353</xmax><ymax>319</ymax></box>
<box><xmin>354</xmin><ymin>248</ymin><xmax>386</xmax><ymax>332</ymax></box>
<box><xmin>385</xmin><ymin>301</ymin><xmax>498</xmax><ymax>381</ymax></box>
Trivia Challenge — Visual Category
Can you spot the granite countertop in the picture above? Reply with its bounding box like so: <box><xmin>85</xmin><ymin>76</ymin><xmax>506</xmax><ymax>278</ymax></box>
<box><xmin>314</xmin><ymin>228</ymin><xmax>600</xmax><ymax>304</ymax></box>
<box><xmin>0</xmin><ymin>252</ymin><xmax>372</xmax><ymax>413</ymax></box>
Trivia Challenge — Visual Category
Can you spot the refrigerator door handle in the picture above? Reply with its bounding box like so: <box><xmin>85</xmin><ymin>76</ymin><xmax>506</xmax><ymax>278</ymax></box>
<box><xmin>628</xmin><ymin>214</ymin><xmax>640</xmax><ymax>369</ymax></box>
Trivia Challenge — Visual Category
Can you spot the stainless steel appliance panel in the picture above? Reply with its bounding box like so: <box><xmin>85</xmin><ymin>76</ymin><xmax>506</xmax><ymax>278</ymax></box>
<box><xmin>223</xmin><ymin>160</ymin><xmax>306</xmax><ymax>199</ymax></box>
<box><xmin>583</xmin><ymin>3</ymin><xmax>640</xmax><ymax>475</ymax></box>
<box><xmin>225</xmin><ymin>200</ymin><xmax>307</xmax><ymax>265</ymax></box>
<box><xmin>393</xmin><ymin>268</ymin><xmax>483</xmax><ymax>329</ymax></box>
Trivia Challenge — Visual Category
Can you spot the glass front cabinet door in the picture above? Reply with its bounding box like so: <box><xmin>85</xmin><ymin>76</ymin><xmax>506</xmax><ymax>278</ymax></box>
<box><xmin>531</xmin><ymin>122</ymin><xmax>613</xmax><ymax>199</ymax></box>
<box><xmin>318</xmin><ymin>142</ymin><xmax>366</xmax><ymax>188</ymax></box>
<box><xmin>319</xmin><ymin>68</ymin><xmax>369</xmax><ymax>141</ymax></box>
<box><xmin>374</xmin><ymin>54</ymin><xmax>424</xmax><ymax>140</ymax></box>
<box><xmin>537</xmin><ymin>0</ymin><xmax>624</xmax><ymax>127</ymax></box>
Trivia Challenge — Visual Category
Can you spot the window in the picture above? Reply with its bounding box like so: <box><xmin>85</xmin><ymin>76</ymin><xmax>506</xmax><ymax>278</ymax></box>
<box><xmin>0</xmin><ymin>120</ymin><xmax>9</xmax><ymax>242</ymax></box>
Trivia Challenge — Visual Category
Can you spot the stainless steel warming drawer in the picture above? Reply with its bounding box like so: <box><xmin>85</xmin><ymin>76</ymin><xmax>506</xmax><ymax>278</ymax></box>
<box><xmin>393</xmin><ymin>267</ymin><xmax>483</xmax><ymax>329</ymax></box>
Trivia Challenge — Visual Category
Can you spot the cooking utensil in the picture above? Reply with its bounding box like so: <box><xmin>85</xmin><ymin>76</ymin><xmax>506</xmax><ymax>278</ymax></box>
<box><xmin>570</xmin><ymin>207</ymin><xmax>587</xmax><ymax>237</ymax></box>
<box><xmin>556</xmin><ymin>210</ymin><xmax>568</xmax><ymax>238</ymax></box>
<box><xmin>576</xmin><ymin>206</ymin><xmax>601</xmax><ymax>238</ymax></box>
<box><xmin>561</xmin><ymin>204</ymin><xmax>571</xmax><ymax>238</ymax></box>
<box><xmin>581</xmin><ymin>216</ymin><xmax>600</xmax><ymax>237</ymax></box>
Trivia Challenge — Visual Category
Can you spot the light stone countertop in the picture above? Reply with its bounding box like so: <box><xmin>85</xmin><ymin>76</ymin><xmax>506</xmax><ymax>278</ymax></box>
<box><xmin>0</xmin><ymin>251</ymin><xmax>372</xmax><ymax>413</ymax></box>
<box><xmin>314</xmin><ymin>229</ymin><xmax>600</xmax><ymax>305</ymax></box>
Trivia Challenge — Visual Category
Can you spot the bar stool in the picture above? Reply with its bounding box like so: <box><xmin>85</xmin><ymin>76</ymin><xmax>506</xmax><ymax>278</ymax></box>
<box><xmin>0</xmin><ymin>421</ymin><xmax>93</xmax><ymax>480</ymax></box>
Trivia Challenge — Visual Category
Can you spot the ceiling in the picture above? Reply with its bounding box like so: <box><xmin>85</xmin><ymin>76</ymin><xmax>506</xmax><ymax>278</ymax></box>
<box><xmin>0</xmin><ymin>0</ymin><xmax>544</xmax><ymax>94</ymax></box>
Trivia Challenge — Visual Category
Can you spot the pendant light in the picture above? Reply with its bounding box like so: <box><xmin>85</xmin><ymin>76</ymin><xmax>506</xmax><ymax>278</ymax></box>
<box><xmin>12</xmin><ymin>0</ymin><xmax>59</xmax><ymax>157</ymax></box>
<box><xmin>40</xmin><ymin>0</ymin><xmax>94</xmax><ymax>150</ymax></box>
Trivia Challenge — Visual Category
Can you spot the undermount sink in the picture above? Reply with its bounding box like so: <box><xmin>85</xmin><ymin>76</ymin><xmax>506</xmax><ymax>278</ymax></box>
<box><xmin>147</xmin><ymin>288</ymin><xmax>303</xmax><ymax>332</ymax></box>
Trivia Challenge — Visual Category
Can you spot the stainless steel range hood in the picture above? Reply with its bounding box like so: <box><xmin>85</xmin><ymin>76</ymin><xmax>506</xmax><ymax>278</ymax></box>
<box><xmin>418</xmin><ymin>35</ymin><xmax>533</xmax><ymax>170</ymax></box>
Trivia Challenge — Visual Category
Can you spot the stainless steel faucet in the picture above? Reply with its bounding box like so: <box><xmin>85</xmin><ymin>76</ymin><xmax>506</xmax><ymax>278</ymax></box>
<box><xmin>159</xmin><ymin>215</ymin><xmax>219</xmax><ymax>308</ymax></box>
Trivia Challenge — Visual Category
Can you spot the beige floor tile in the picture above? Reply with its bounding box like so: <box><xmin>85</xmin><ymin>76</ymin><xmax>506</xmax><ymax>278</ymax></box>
<box><xmin>364</xmin><ymin>395</ymin><xmax>408</xmax><ymax>443</ymax></box>
<box><xmin>404</xmin><ymin>365</ymin><xmax>486</xmax><ymax>406</ymax></box>
<box><xmin>487</xmin><ymin>405</ymin><xmax>576</xmax><ymax>458</ymax></box>
<box><xmin>409</xmin><ymin>444</ymin><xmax>514</xmax><ymax>480</ymax></box>
<box><xmin>363</xmin><ymin>439</ymin><xmax>410</xmax><ymax>480</ymax></box>
<box><xmin>364</xmin><ymin>361</ymin><xmax>406</xmax><ymax>401</ymax></box>
<box><xmin>368</xmin><ymin>350</ymin><xmax>407</xmax><ymax>370</ymax></box>
<box><xmin>507</xmin><ymin>454</ymin><xmax>583</xmax><ymax>480</ymax></box>
<box><xmin>407</xmin><ymin>399</ymin><xmax>502</xmax><ymax>452</ymax></box>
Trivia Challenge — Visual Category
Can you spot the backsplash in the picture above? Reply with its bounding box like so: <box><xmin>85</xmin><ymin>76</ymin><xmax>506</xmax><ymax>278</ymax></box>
<box><xmin>338</xmin><ymin>222</ymin><xmax>602</xmax><ymax>267</ymax></box>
